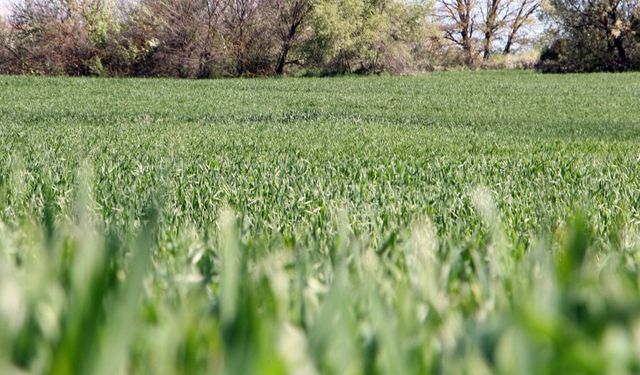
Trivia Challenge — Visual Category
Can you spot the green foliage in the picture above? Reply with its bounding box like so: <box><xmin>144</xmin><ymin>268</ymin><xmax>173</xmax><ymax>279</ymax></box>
<box><xmin>1</xmin><ymin>72</ymin><xmax>640</xmax><ymax>373</ymax></box>
<box><xmin>1</xmin><ymin>0</ymin><xmax>435</xmax><ymax>77</ymax></box>
<box><xmin>4</xmin><ymin>0</ymin><xmax>134</xmax><ymax>76</ymax></box>
<box><xmin>539</xmin><ymin>0</ymin><xmax>640</xmax><ymax>72</ymax></box>
<box><xmin>305</xmin><ymin>0</ymin><xmax>432</xmax><ymax>73</ymax></box>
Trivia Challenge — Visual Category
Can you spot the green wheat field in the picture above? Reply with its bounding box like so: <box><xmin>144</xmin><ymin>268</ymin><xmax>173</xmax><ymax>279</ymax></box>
<box><xmin>1</xmin><ymin>71</ymin><xmax>640</xmax><ymax>374</ymax></box>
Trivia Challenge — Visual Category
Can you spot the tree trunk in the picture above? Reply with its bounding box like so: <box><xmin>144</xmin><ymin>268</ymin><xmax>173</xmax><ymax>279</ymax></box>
<box><xmin>275</xmin><ymin>43</ymin><xmax>289</xmax><ymax>75</ymax></box>
<box><xmin>614</xmin><ymin>36</ymin><xmax>627</xmax><ymax>65</ymax></box>
<box><xmin>463</xmin><ymin>36</ymin><xmax>474</xmax><ymax>66</ymax></box>
<box><xmin>503</xmin><ymin>30</ymin><xmax>515</xmax><ymax>54</ymax></box>
<box><xmin>461</xmin><ymin>18</ymin><xmax>474</xmax><ymax>66</ymax></box>
<box><xmin>274</xmin><ymin>18</ymin><xmax>302</xmax><ymax>75</ymax></box>
<box><xmin>483</xmin><ymin>31</ymin><xmax>492</xmax><ymax>59</ymax></box>
<box><xmin>482</xmin><ymin>0</ymin><xmax>501</xmax><ymax>60</ymax></box>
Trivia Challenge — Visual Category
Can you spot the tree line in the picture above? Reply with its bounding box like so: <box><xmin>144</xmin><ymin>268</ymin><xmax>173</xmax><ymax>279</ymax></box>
<box><xmin>0</xmin><ymin>0</ymin><xmax>638</xmax><ymax>77</ymax></box>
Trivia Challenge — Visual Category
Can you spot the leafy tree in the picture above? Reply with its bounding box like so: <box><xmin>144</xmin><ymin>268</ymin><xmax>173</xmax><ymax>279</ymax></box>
<box><xmin>539</xmin><ymin>0</ymin><xmax>640</xmax><ymax>72</ymax></box>
<box><xmin>305</xmin><ymin>0</ymin><xmax>432</xmax><ymax>74</ymax></box>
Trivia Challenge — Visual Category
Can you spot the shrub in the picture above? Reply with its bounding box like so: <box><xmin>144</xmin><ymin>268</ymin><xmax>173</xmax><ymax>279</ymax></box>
<box><xmin>481</xmin><ymin>51</ymin><xmax>538</xmax><ymax>70</ymax></box>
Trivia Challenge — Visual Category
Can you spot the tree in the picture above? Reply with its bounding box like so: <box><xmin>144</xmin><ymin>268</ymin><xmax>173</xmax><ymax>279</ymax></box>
<box><xmin>270</xmin><ymin>0</ymin><xmax>312</xmax><ymax>74</ymax></box>
<box><xmin>540</xmin><ymin>0</ymin><xmax>640</xmax><ymax>72</ymax></box>
<box><xmin>134</xmin><ymin>0</ymin><xmax>226</xmax><ymax>77</ymax></box>
<box><xmin>480</xmin><ymin>0</ymin><xmax>539</xmax><ymax>59</ymax></box>
<box><xmin>481</xmin><ymin>0</ymin><xmax>507</xmax><ymax>59</ymax></box>
<box><xmin>503</xmin><ymin>0</ymin><xmax>538</xmax><ymax>54</ymax></box>
<box><xmin>221</xmin><ymin>0</ymin><xmax>274</xmax><ymax>76</ymax></box>
<box><xmin>438</xmin><ymin>0</ymin><xmax>476</xmax><ymax>65</ymax></box>
<box><xmin>438</xmin><ymin>0</ymin><xmax>539</xmax><ymax>64</ymax></box>
<box><xmin>306</xmin><ymin>0</ymin><xmax>431</xmax><ymax>73</ymax></box>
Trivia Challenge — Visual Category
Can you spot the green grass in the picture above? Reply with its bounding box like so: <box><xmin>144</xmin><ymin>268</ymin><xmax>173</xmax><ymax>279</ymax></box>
<box><xmin>1</xmin><ymin>71</ymin><xmax>640</xmax><ymax>374</ymax></box>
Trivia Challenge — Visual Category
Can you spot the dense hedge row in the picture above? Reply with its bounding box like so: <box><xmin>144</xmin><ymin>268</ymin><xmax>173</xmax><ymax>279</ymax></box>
<box><xmin>0</xmin><ymin>0</ymin><xmax>435</xmax><ymax>77</ymax></box>
<box><xmin>0</xmin><ymin>0</ymin><xmax>638</xmax><ymax>76</ymax></box>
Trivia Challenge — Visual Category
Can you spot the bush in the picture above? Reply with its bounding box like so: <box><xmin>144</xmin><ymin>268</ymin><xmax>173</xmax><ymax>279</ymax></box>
<box><xmin>536</xmin><ymin>38</ymin><xmax>573</xmax><ymax>73</ymax></box>
<box><xmin>0</xmin><ymin>18</ymin><xmax>21</xmax><ymax>74</ymax></box>
<box><xmin>481</xmin><ymin>52</ymin><xmax>538</xmax><ymax>70</ymax></box>
<box><xmin>1</xmin><ymin>0</ymin><xmax>135</xmax><ymax>76</ymax></box>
